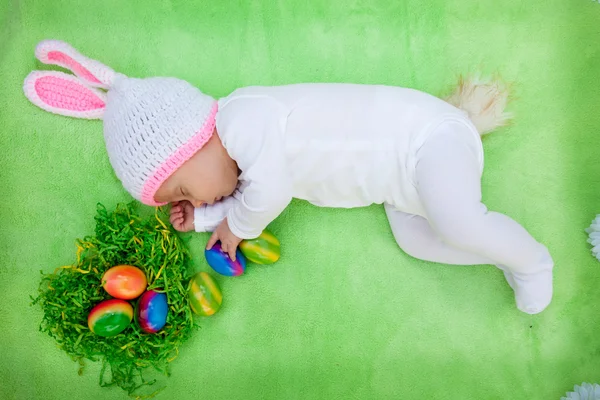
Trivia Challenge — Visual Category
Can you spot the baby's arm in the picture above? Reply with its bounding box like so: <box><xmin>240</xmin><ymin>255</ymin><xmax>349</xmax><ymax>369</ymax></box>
<box><xmin>169</xmin><ymin>191</ymin><xmax>241</xmax><ymax>232</ymax></box>
<box><xmin>225</xmin><ymin>170</ymin><xmax>292</xmax><ymax>240</ymax></box>
<box><xmin>206</xmin><ymin>95</ymin><xmax>293</xmax><ymax>258</ymax></box>
<box><xmin>207</xmin><ymin>170</ymin><xmax>292</xmax><ymax>260</ymax></box>
<box><xmin>193</xmin><ymin>190</ymin><xmax>242</xmax><ymax>232</ymax></box>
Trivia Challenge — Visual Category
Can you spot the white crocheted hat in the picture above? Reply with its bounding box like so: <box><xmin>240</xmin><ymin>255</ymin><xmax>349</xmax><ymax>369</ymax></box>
<box><xmin>23</xmin><ymin>40</ymin><xmax>217</xmax><ymax>206</ymax></box>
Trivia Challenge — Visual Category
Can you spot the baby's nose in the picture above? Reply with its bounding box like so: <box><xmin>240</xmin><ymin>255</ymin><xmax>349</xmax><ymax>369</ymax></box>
<box><xmin>191</xmin><ymin>200</ymin><xmax>204</xmax><ymax>208</ymax></box>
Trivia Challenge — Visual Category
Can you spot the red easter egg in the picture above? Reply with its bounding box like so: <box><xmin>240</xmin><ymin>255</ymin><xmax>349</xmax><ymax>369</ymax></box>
<box><xmin>102</xmin><ymin>265</ymin><xmax>147</xmax><ymax>300</ymax></box>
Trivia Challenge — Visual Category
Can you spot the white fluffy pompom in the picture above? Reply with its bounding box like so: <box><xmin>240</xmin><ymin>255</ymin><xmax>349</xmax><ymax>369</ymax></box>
<box><xmin>445</xmin><ymin>75</ymin><xmax>512</xmax><ymax>135</ymax></box>
<box><xmin>561</xmin><ymin>383</ymin><xmax>600</xmax><ymax>400</ymax></box>
<box><xmin>585</xmin><ymin>215</ymin><xmax>600</xmax><ymax>261</ymax></box>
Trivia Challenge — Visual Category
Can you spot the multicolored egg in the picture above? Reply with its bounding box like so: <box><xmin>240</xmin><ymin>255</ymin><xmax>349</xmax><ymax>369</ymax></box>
<box><xmin>188</xmin><ymin>272</ymin><xmax>223</xmax><ymax>316</ymax></box>
<box><xmin>102</xmin><ymin>265</ymin><xmax>147</xmax><ymax>300</ymax></box>
<box><xmin>135</xmin><ymin>290</ymin><xmax>168</xmax><ymax>334</ymax></box>
<box><xmin>239</xmin><ymin>229</ymin><xmax>281</xmax><ymax>265</ymax></box>
<box><xmin>88</xmin><ymin>299</ymin><xmax>133</xmax><ymax>337</ymax></box>
<box><xmin>205</xmin><ymin>242</ymin><xmax>246</xmax><ymax>276</ymax></box>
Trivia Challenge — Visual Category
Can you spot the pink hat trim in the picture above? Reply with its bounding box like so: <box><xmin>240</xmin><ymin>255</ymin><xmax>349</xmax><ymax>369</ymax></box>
<box><xmin>140</xmin><ymin>102</ymin><xmax>218</xmax><ymax>206</ymax></box>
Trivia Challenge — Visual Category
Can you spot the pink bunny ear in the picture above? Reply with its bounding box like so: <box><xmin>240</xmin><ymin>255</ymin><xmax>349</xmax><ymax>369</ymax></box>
<box><xmin>23</xmin><ymin>71</ymin><xmax>106</xmax><ymax>119</ymax></box>
<box><xmin>35</xmin><ymin>40</ymin><xmax>116</xmax><ymax>89</ymax></box>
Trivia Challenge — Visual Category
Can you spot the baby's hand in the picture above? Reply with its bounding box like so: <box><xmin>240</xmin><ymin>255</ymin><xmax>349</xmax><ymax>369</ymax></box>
<box><xmin>170</xmin><ymin>201</ymin><xmax>195</xmax><ymax>232</ymax></box>
<box><xmin>206</xmin><ymin>218</ymin><xmax>242</xmax><ymax>261</ymax></box>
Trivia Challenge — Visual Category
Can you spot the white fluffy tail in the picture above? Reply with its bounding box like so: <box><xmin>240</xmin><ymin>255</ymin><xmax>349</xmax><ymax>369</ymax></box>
<box><xmin>445</xmin><ymin>75</ymin><xmax>512</xmax><ymax>135</ymax></box>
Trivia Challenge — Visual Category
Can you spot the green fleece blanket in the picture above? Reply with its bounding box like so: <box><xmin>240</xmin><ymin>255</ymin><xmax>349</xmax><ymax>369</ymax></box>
<box><xmin>1</xmin><ymin>0</ymin><xmax>600</xmax><ymax>399</ymax></box>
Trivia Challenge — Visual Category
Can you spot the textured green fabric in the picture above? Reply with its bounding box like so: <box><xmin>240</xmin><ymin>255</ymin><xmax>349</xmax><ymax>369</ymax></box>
<box><xmin>1</xmin><ymin>1</ymin><xmax>600</xmax><ymax>399</ymax></box>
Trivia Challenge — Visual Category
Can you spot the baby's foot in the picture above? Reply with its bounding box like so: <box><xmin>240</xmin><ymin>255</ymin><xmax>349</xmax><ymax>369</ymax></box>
<box><xmin>510</xmin><ymin>269</ymin><xmax>553</xmax><ymax>314</ymax></box>
<box><xmin>497</xmin><ymin>258</ymin><xmax>553</xmax><ymax>315</ymax></box>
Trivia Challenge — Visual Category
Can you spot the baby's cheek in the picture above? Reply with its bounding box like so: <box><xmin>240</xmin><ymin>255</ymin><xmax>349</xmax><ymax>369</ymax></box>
<box><xmin>226</xmin><ymin>175</ymin><xmax>239</xmax><ymax>193</ymax></box>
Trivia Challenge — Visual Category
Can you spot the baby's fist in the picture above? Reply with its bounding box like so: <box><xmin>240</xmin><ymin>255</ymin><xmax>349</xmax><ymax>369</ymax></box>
<box><xmin>170</xmin><ymin>201</ymin><xmax>195</xmax><ymax>232</ymax></box>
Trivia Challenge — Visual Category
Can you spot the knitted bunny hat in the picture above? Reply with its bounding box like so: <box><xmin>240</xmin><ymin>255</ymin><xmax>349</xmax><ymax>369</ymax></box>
<box><xmin>23</xmin><ymin>40</ymin><xmax>217</xmax><ymax>206</ymax></box>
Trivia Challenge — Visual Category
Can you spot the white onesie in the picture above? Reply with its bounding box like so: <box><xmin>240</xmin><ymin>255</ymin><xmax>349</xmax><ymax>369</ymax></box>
<box><xmin>193</xmin><ymin>83</ymin><xmax>553</xmax><ymax>315</ymax></box>
<box><xmin>205</xmin><ymin>83</ymin><xmax>482</xmax><ymax>239</ymax></box>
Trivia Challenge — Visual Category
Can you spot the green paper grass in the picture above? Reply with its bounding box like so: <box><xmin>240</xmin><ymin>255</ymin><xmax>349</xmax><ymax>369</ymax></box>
<box><xmin>31</xmin><ymin>202</ymin><xmax>197</xmax><ymax>398</ymax></box>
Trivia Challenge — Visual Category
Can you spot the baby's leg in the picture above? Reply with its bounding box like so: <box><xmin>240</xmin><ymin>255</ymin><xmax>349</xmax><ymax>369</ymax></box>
<box><xmin>384</xmin><ymin>204</ymin><xmax>493</xmax><ymax>265</ymax></box>
<box><xmin>412</xmin><ymin>123</ymin><xmax>553</xmax><ymax>314</ymax></box>
<box><xmin>385</xmin><ymin>205</ymin><xmax>522</xmax><ymax>299</ymax></box>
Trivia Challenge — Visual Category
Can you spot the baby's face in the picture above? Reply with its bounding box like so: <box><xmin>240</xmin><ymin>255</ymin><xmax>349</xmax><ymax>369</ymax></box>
<box><xmin>154</xmin><ymin>131</ymin><xmax>238</xmax><ymax>207</ymax></box>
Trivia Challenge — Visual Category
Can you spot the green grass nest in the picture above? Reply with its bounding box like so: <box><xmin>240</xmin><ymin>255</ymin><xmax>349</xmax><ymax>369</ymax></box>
<box><xmin>31</xmin><ymin>202</ymin><xmax>198</xmax><ymax>398</ymax></box>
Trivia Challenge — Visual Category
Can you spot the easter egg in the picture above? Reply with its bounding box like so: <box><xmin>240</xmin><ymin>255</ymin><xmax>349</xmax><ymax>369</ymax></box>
<box><xmin>205</xmin><ymin>242</ymin><xmax>246</xmax><ymax>277</ymax></box>
<box><xmin>239</xmin><ymin>229</ymin><xmax>281</xmax><ymax>265</ymax></box>
<box><xmin>188</xmin><ymin>272</ymin><xmax>223</xmax><ymax>316</ymax></box>
<box><xmin>88</xmin><ymin>299</ymin><xmax>133</xmax><ymax>337</ymax></box>
<box><xmin>102</xmin><ymin>265</ymin><xmax>147</xmax><ymax>300</ymax></box>
<box><xmin>135</xmin><ymin>290</ymin><xmax>168</xmax><ymax>334</ymax></box>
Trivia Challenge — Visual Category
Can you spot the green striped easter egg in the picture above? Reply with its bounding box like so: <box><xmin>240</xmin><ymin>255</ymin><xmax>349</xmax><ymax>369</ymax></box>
<box><xmin>239</xmin><ymin>229</ymin><xmax>281</xmax><ymax>265</ymax></box>
<box><xmin>188</xmin><ymin>272</ymin><xmax>223</xmax><ymax>317</ymax></box>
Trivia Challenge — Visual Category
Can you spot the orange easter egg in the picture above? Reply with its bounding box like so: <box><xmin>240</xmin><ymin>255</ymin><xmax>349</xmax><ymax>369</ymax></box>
<box><xmin>102</xmin><ymin>265</ymin><xmax>147</xmax><ymax>300</ymax></box>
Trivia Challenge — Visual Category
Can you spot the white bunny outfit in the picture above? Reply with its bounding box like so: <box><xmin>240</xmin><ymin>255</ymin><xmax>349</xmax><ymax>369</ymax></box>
<box><xmin>23</xmin><ymin>40</ymin><xmax>553</xmax><ymax>315</ymax></box>
<box><xmin>192</xmin><ymin>84</ymin><xmax>553</xmax><ymax>315</ymax></box>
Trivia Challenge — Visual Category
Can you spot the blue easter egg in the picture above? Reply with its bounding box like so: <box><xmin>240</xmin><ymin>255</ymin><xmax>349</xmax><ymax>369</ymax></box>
<box><xmin>205</xmin><ymin>242</ymin><xmax>247</xmax><ymax>276</ymax></box>
<box><xmin>135</xmin><ymin>290</ymin><xmax>168</xmax><ymax>333</ymax></box>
